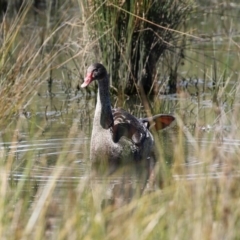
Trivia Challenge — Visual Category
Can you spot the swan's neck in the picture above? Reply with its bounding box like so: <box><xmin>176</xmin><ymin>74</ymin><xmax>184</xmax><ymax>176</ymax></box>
<box><xmin>95</xmin><ymin>76</ymin><xmax>113</xmax><ymax>129</ymax></box>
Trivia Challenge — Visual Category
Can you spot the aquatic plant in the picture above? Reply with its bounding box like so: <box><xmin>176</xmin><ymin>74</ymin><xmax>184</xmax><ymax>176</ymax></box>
<box><xmin>82</xmin><ymin>0</ymin><xmax>192</xmax><ymax>95</ymax></box>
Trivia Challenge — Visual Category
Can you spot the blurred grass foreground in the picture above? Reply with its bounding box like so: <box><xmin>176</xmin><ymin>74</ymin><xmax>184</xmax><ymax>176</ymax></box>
<box><xmin>1</xmin><ymin>0</ymin><xmax>240</xmax><ymax>239</ymax></box>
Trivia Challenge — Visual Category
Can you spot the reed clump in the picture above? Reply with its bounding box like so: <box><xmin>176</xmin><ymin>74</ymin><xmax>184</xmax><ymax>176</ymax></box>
<box><xmin>82</xmin><ymin>0</ymin><xmax>192</xmax><ymax>95</ymax></box>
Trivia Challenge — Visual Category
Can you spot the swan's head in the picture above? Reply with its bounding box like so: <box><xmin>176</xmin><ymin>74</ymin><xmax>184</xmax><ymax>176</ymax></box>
<box><xmin>81</xmin><ymin>63</ymin><xmax>107</xmax><ymax>88</ymax></box>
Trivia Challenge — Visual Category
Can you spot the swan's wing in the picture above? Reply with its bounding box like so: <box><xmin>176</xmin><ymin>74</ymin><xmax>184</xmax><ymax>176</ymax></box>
<box><xmin>111</xmin><ymin>108</ymin><xmax>147</xmax><ymax>145</ymax></box>
<box><xmin>140</xmin><ymin>114</ymin><xmax>175</xmax><ymax>131</ymax></box>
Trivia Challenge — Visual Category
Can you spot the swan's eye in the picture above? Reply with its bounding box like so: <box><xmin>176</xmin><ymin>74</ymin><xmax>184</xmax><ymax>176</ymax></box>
<box><xmin>91</xmin><ymin>69</ymin><xmax>98</xmax><ymax>79</ymax></box>
<box><xmin>92</xmin><ymin>67</ymin><xmax>106</xmax><ymax>80</ymax></box>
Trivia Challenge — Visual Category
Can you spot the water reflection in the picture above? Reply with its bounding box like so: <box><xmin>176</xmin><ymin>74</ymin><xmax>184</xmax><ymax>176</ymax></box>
<box><xmin>91</xmin><ymin>163</ymin><xmax>153</xmax><ymax>209</ymax></box>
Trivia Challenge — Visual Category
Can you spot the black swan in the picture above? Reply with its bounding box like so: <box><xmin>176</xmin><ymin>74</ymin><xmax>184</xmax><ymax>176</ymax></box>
<box><xmin>81</xmin><ymin>63</ymin><xmax>175</xmax><ymax>165</ymax></box>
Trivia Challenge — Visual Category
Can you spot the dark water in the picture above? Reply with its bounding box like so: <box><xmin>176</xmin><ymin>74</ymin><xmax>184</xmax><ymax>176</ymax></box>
<box><xmin>1</xmin><ymin>76</ymin><xmax>237</xmax><ymax>207</ymax></box>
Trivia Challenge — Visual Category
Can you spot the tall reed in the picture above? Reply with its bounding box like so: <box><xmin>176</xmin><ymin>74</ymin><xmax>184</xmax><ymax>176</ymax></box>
<box><xmin>82</xmin><ymin>0</ymin><xmax>192</xmax><ymax>95</ymax></box>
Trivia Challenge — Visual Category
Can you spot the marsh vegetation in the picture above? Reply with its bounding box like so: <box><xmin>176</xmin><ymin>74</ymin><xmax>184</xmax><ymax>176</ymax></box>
<box><xmin>0</xmin><ymin>0</ymin><xmax>240</xmax><ymax>239</ymax></box>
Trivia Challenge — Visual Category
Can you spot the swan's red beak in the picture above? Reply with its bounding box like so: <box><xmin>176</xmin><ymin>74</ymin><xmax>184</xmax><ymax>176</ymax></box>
<box><xmin>81</xmin><ymin>72</ymin><xmax>93</xmax><ymax>88</ymax></box>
